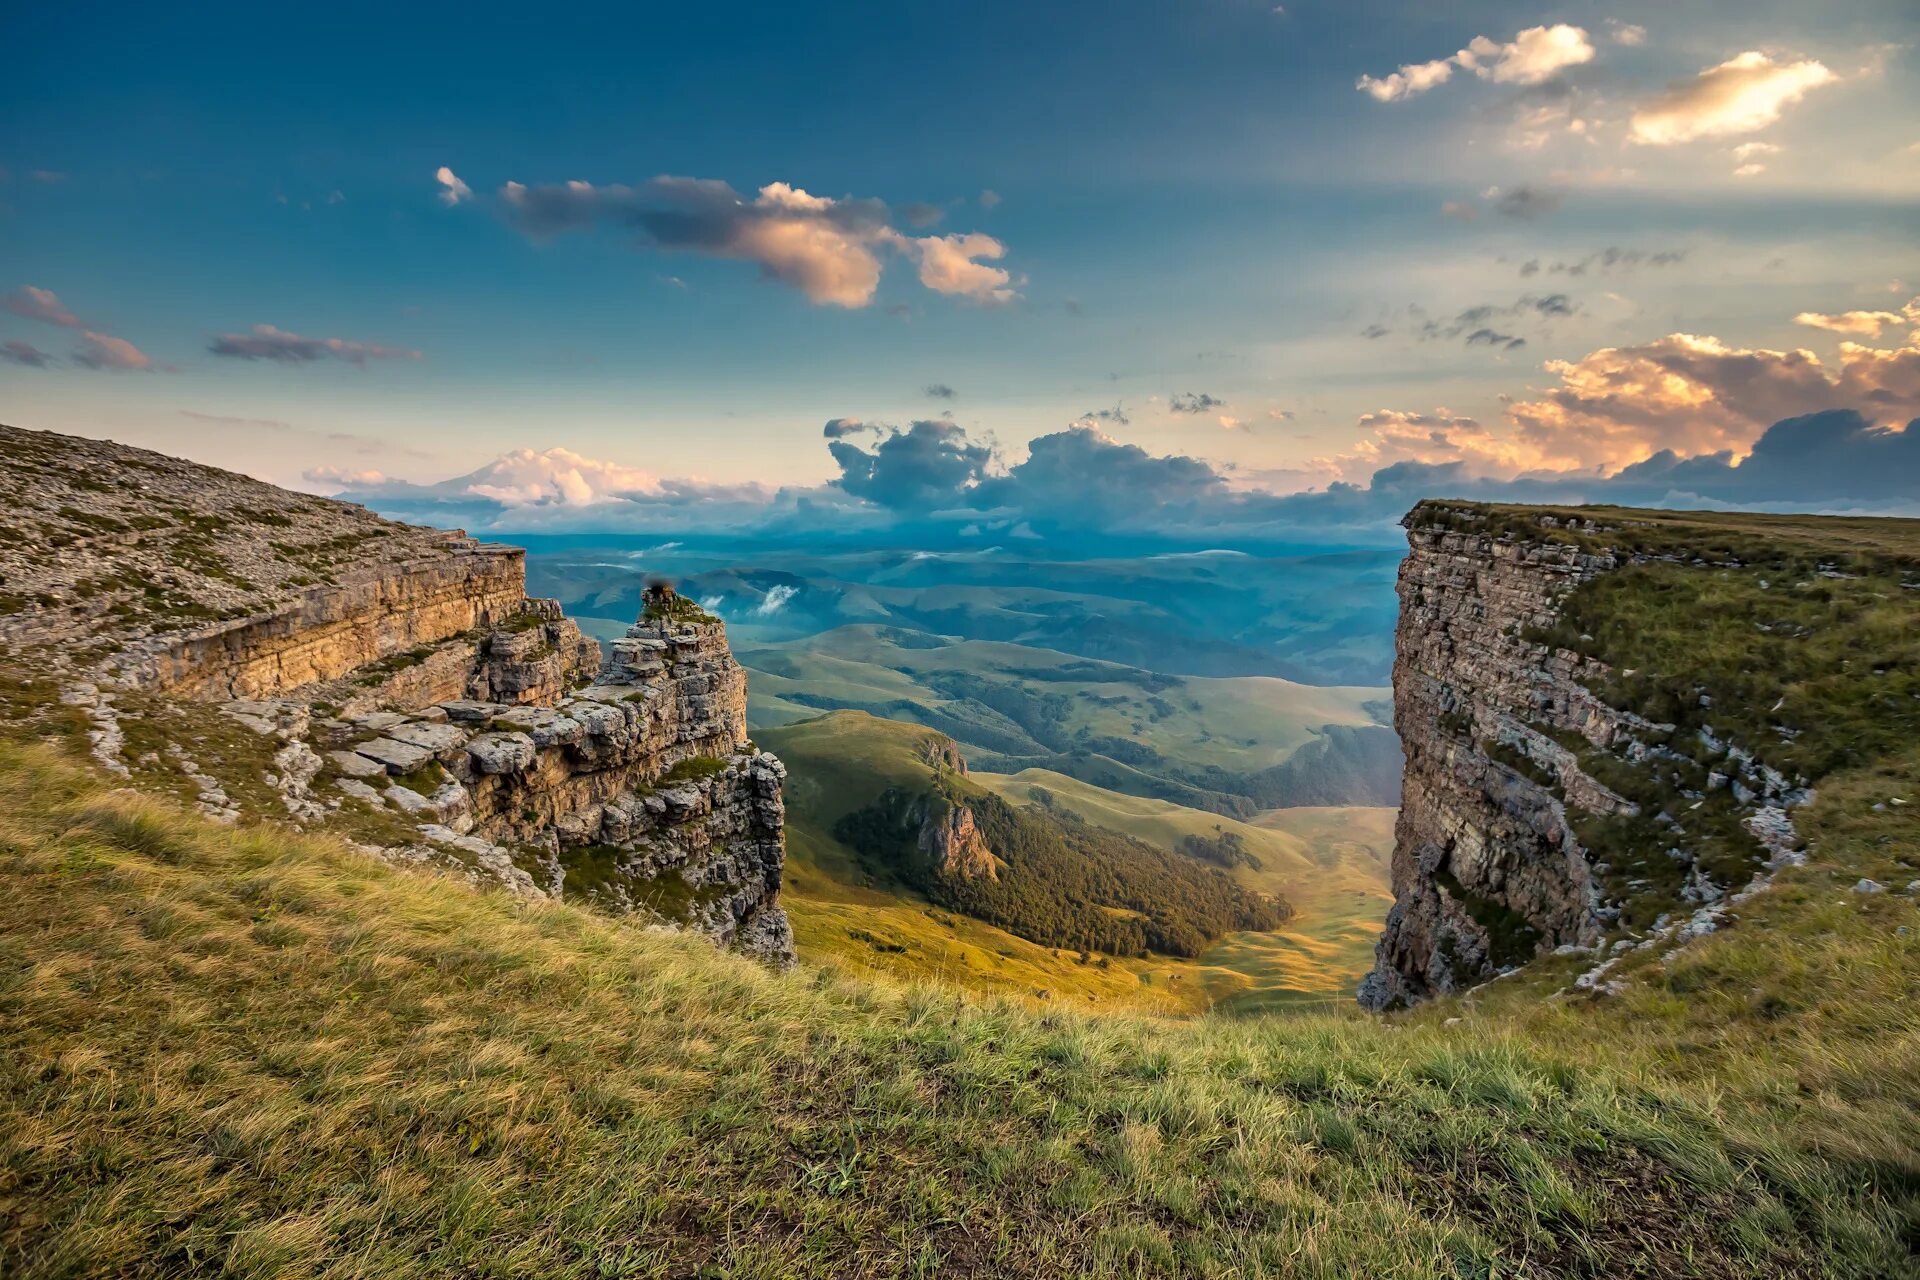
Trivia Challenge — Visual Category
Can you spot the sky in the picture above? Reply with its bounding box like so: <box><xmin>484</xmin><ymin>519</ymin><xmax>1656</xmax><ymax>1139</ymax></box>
<box><xmin>2</xmin><ymin>0</ymin><xmax>1918</xmax><ymax>539</ymax></box>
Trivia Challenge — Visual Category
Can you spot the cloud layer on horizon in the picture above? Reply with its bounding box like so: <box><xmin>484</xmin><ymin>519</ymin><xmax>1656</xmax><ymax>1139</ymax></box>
<box><xmin>325</xmin><ymin>406</ymin><xmax>1920</xmax><ymax>550</ymax></box>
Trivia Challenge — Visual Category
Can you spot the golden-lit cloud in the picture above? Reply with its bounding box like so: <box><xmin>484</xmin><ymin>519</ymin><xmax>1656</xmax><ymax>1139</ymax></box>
<box><xmin>1341</xmin><ymin>325</ymin><xmax>1920</xmax><ymax>479</ymax></box>
<box><xmin>1358</xmin><ymin>24</ymin><xmax>1594</xmax><ymax>102</ymax></box>
<box><xmin>497</xmin><ymin>176</ymin><xmax>1017</xmax><ymax>308</ymax></box>
<box><xmin>892</xmin><ymin>231</ymin><xmax>1018</xmax><ymax>304</ymax></box>
<box><xmin>1629</xmin><ymin>52</ymin><xmax>1837</xmax><ymax>145</ymax></box>
<box><xmin>1794</xmin><ymin>298</ymin><xmax>1920</xmax><ymax>338</ymax></box>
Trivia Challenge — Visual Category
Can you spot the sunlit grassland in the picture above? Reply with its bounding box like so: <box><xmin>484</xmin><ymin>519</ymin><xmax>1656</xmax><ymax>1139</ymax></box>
<box><xmin>976</xmin><ymin>769</ymin><xmax>1396</xmax><ymax>1008</ymax></box>
<box><xmin>762</xmin><ymin>712</ymin><xmax>1393</xmax><ymax>1012</ymax></box>
<box><xmin>2</xmin><ymin>737</ymin><xmax>1914</xmax><ymax>1278</ymax></box>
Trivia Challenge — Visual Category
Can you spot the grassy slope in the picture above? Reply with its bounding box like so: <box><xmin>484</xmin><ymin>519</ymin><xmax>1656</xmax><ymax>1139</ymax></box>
<box><xmin>3</xmin><ymin>739</ymin><xmax>1916</xmax><ymax>1278</ymax></box>
<box><xmin>975</xmin><ymin>769</ymin><xmax>1395</xmax><ymax>1009</ymax></box>
<box><xmin>764</xmin><ymin>712</ymin><xmax>1229</xmax><ymax>1013</ymax></box>
<box><xmin>765</xmin><ymin>711</ymin><xmax>1392</xmax><ymax>1013</ymax></box>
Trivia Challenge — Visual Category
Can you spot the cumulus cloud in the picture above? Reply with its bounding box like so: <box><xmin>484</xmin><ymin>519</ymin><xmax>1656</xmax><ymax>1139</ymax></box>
<box><xmin>925</xmin><ymin>383</ymin><xmax>957</xmax><ymax>399</ymax></box>
<box><xmin>1606</xmin><ymin>410</ymin><xmax>1919</xmax><ymax>504</ymax></box>
<box><xmin>3</xmin><ymin>285</ymin><xmax>81</xmax><ymax>327</ymax></box>
<box><xmin>435</xmin><ymin>166</ymin><xmax>473</xmax><ymax>206</ymax></box>
<box><xmin>342</xmin><ymin>406</ymin><xmax>1920</xmax><ymax>547</ymax></box>
<box><xmin>895</xmin><ymin>231</ymin><xmax>1018</xmax><ymax>303</ymax></box>
<box><xmin>449</xmin><ymin>447</ymin><xmax>664</xmax><ymax>507</ymax></box>
<box><xmin>72</xmin><ymin>331</ymin><xmax>155</xmax><ymax>371</ymax></box>
<box><xmin>208</xmin><ymin>324</ymin><xmax>423</xmax><ymax>365</ymax></box>
<box><xmin>496</xmin><ymin>175</ymin><xmax>1018</xmax><ymax>307</ymax></box>
<box><xmin>1358</xmin><ymin>24</ymin><xmax>1594</xmax><ymax>102</ymax></box>
<box><xmin>1358</xmin><ymin>56</ymin><xmax>1458</xmax><ymax>103</ymax></box>
<box><xmin>828</xmin><ymin>418</ymin><xmax>994</xmax><ymax>508</ymax></box>
<box><xmin>1506</xmin><ymin>330</ymin><xmax>1920</xmax><ymax>468</ymax></box>
<box><xmin>822</xmin><ymin>417</ymin><xmax>875</xmax><ymax>439</ymax></box>
<box><xmin>1170</xmin><ymin>391</ymin><xmax>1225</xmax><ymax>414</ymax></box>
<box><xmin>1629</xmin><ymin>52</ymin><xmax>1837</xmax><ymax>145</ymax></box>
<box><xmin>1</xmin><ymin>339</ymin><xmax>54</xmax><ymax>367</ymax></box>
<box><xmin>1794</xmin><ymin>298</ymin><xmax>1919</xmax><ymax>337</ymax></box>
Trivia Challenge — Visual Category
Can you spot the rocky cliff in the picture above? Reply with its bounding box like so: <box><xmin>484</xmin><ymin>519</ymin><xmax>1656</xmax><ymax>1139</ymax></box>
<box><xmin>1359</xmin><ymin>501</ymin><xmax>1850</xmax><ymax>1009</ymax></box>
<box><xmin>0</xmin><ymin>425</ymin><xmax>791</xmax><ymax>964</ymax></box>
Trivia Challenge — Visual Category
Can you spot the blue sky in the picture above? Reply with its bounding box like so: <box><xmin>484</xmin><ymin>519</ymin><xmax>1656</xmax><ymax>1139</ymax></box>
<box><xmin>2</xmin><ymin>0</ymin><xmax>1917</xmax><ymax>523</ymax></box>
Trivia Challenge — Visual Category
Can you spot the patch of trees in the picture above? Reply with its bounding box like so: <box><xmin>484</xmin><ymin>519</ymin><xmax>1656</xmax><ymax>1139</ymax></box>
<box><xmin>834</xmin><ymin>783</ymin><xmax>1289</xmax><ymax>958</ymax></box>
<box><xmin>1178</xmin><ymin>826</ymin><xmax>1262</xmax><ymax>871</ymax></box>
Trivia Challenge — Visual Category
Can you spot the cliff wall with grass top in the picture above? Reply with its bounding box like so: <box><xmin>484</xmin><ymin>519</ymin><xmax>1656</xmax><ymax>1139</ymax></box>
<box><xmin>1362</xmin><ymin>500</ymin><xmax>1920</xmax><ymax>1008</ymax></box>
<box><xmin>0</xmin><ymin>425</ymin><xmax>790</xmax><ymax>962</ymax></box>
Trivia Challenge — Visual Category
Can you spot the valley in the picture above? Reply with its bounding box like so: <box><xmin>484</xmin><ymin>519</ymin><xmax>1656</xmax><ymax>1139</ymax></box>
<box><xmin>526</xmin><ymin>541</ymin><xmax>1406</xmax><ymax>1011</ymax></box>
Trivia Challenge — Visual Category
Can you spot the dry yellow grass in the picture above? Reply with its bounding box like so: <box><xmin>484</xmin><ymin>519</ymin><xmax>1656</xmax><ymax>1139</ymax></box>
<box><xmin>3</xmin><ymin>739</ymin><xmax>1916</xmax><ymax>1278</ymax></box>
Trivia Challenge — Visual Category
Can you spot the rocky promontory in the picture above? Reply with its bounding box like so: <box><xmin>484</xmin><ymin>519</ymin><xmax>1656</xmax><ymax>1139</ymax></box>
<box><xmin>1359</xmin><ymin>501</ymin><xmax>1854</xmax><ymax>1009</ymax></box>
<box><xmin>0</xmin><ymin>425</ymin><xmax>791</xmax><ymax>963</ymax></box>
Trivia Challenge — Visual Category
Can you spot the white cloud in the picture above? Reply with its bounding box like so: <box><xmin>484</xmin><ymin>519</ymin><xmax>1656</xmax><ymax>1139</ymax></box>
<box><xmin>1460</xmin><ymin>24</ymin><xmax>1596</xmax><ymax>86</ymax></box>
<box><xmin>457</xmin><ymin>446</ymin><xmax>664</xmax><ymax>507</ymax></box>
<box><xmin>1505</xmin><ymin>330</ymin><xmax>1920</xmax><ymax>468</ymax></box>
<box><xmin>435</xmin><ymin>166</ymin><xmax>473</xmax><ymax>206</ymax></box>
<box><xmin>1358</xmin><ymin>56</ymin><xmax>1457</xmax><ymax>103</ymax></box>
<box><xmin>1629</xmin><ymin>52</ymin><xmax>1838</xmax><ymax>145</ymax></box>
<box><xmin>1606</xmin><ymin>19</ymin><xmax>1647</xmax><ymax>47</ymax></box>
<box><xmin>1358</xmin><ymin>24</ymin><xmax>1594</xmax><ymax>102</ymax></box>
<box><xmin>1794</xmin><ymin>298</ymin><xmax>1919</xmax><ymax>337</ymax></box>
<box><xmin>895</xmin><ymin>231</ymin><xmax>1018</xmax><ymax>303</ymax></box>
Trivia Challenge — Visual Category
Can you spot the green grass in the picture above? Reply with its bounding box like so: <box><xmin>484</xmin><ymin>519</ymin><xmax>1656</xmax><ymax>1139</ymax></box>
<box><xmin>763</xmin><ymin>712</ymin><xmax>1393</xmax><ymax>1012</ymax></box>
<box><xmin>1</xmin><ymin>738</ymin><xmax>1916</xmax><ymax>1277</ymax></box>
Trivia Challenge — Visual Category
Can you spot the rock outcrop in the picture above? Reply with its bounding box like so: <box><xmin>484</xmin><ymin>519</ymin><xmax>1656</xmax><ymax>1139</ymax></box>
<box><xmin>916</xmin><ymin>798</ymin><xmax>998</xmax><ymax>880</ymax></box>
<box><xmin>1359</xmin><ymin>503</ymin><xmax>1812</xmax><ymax>1010</ymax></box>
<box><xmin>293</xmin><ymin>609</ymin><xmax>792</xmax><ymax>963</ymax></box>
<box><xmin>0</xmin><ymin>425</ymin><xmax>791</xmax><ymax>965</ymax></box>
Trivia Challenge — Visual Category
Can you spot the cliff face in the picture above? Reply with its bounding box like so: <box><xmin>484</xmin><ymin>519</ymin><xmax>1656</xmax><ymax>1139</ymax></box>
<box><xmin>309</xmin><ymin>610</ymin><xmax>792</xmax><ymax>963</ymax></box>
<box><xmin>0</xmin><ymin>426</ymin><xmax>791</xmax><ymax>965</ymax></box>
<box><xmin>1360</xmin><ymin>503</ymin><xmax>1818</xmax><ymax>1009</ymax></box>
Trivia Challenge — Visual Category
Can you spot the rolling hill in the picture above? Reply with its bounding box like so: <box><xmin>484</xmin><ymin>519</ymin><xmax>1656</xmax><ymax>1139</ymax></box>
<box><xmin>761</xmin><ymin>711</ymin><xmax>1395</xmax><ymax>1012</ymax></box>
<box><xmin>741</xmin><ymin>626</ymin><xmax>1400</xmax><ymax>817</ymax></box>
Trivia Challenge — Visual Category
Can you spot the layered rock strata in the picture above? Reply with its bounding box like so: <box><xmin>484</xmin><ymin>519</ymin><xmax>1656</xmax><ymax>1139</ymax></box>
<box><xmin>0</xmin><ymin>425</ymin><xmax>791</xmax><ymax>965</ymax></box>
<box><xmin>1359</xmin><ymin>504</ymin><xmax>1810</xmax><ymax>1009</ymax></box>
<box><xmin>269</xmin><ymin>610</ymin><xmax>792</xmax><ymax>963</ymax></box>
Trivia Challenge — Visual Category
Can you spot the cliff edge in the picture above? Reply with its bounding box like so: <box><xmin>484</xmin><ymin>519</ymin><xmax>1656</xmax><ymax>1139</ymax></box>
<box><xmin>0</xmin><ymin>425</ymin><xmax>791</xmax><ymax>963</ymax></box>
<box><xmin>1362</xmin><ymin>500</ymin><xmax>1920</xmax><ymax>1008</ymax></box>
